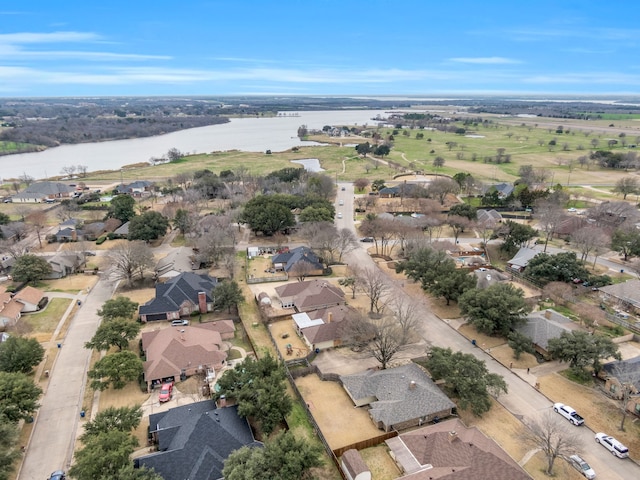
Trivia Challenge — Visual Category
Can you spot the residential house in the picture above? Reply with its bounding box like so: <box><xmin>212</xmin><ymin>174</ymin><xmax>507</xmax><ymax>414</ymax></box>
<box><xmin>341</xmin><ymin>449</ymin><xmax>371</xmax><ymax>480</ymax></box>
<box><xmin>477</xmin><ymin>209</ymin><xmax>503</xmax><ymax>225</ymax></box>
<box><xmin>82</xmin><ymin>218</ymin><xmax>122</xmax><ymax>241</ymax></box>
<box><xmin>292</xmin><ymin>305</ymin><xmax>353</xmax><ymax>351</ymax></box>
<box><xmin>598</xmin><ymin>280</ymin><xmax>640</xmax><ymax>314</ymax></box>
<box><xmin>45</xmin><ymin>252</ymin><xmax>86</xmax><ymax>279</ymax></box>
<box><xmin>0</xmin><ymin>222</ymin><xmax>26</xmax><ymax>242</ymax></box>
<box><xmin>12</xmin><ymin>182</ymin><xmax>76</xmax><ymax>203</ymax></box>
<box><xmin>54</xmin><ymin>227</ymin><xmax>77</xmax><ymax>242</ymax></box>
<box><xmin>275</xmin><ymin>279</ymin><xmax>345</xmax><ymax>312</ymax></box>
<box><xmin>493</xmin><ymin>182</ymin><xmax>514</xmax><ymax>199</ymax></box>
<box><xmin>515</xmin><ymin>309</ymin><xmax>580</xmax><ymax>358</ymax></box>
<box><xmin>0</xmin><ymin>285</ymin><xmax>45</xmax><ymax>329</ymax></box>
<box><xmin>141</xmin><ymin>322</ymin><xmax>233</xmax><ymax>389</ymax></box>
<box><xmin>271</xmin><ymin>246</ymin><xmax>324</xmax><ymax>275</ymax></box>
<box><xmin>113</xmin><ymin>221</ymin><xmax>130</xmax><ymax>238</ymax></box>
<box><xmin>554</xmin><ymin>216</ymin><xmax>587</xmax><ymax>239</ymax></box>
<box><xmin>385</xmin><ymin>418</ymin><xmax>531</xmax><ymax>479</ymax></box>
<box><xmin>155</xmin><ymin>247</ymin><xmax>198</xmax><ymax>280</ymax></box>
<box><xmin>136</xmin><ymin>400</ymin><xmax>261</xmax><ymax>480</ymax></box>
<box><xmin>601</xmin><ymin>356</ymin><xmax>640</xmax><ymax>417</ymax></box>
<box><xmin>115</xmin><ymin>180</ymin><xmax>153</xmax><ymax>196</ymax></box>
<box><xmin>473</xmin><ymin>268</ymin><xmax>510</xmax><ymax>289</ymax></box>
<box><xmin>506</xmin><ymin>247</ymin><xmax>539</xmax><ymax>272</ymax></box>
<box><xmin>340</xmin><ymin>363</ymin><xmax>455</xmax><ymax>432</ymax></box>
<box><xmin>138</xmin><ymin>272</ymin><xmax>218</xmax><ymax>322</ymax></box>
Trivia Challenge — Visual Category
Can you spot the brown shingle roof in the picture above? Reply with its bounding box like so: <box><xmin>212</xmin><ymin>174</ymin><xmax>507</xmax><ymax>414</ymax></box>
<box><xmin>341</xmin><ymin>449</ymin><xmax>370</xmax><ymax>478</ymax></box>
<box><xmin>14</xmin><ymin>286</ymin><xmax>45</xmax><ymax>306</ymax></box>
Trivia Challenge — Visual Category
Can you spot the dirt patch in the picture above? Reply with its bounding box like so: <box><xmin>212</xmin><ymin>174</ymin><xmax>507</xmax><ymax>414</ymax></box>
<box><xmin>268</xmin><ymin>320</ymin><xmax>309</xmax><ymax>359</ymax></box>
<box><xmin>295</xmin><ymin>373</ymin><xmax>382</xmax><ymax>450</ymax></box>
<box><xmin>98</xmin><ymin>381</ymin><xmax>150</xmax><ymax>411</ymax></box>
<box><xmin>42</xmin><ymin>273</ymin><xmax>98</xmax><ymax>293</ymax></box>
<box><xmin>490</xmin><ymin>343</ymin><xmax>539</xmax><ymax>370</ymax></box>
<box><xmin>358</xmin><ymin>445</ymin><xmax>401</xmax><ymax>480</ymax></box>
<box><xmin>538</xmin><ymin>371</ymin><xmax>640</xmax><ymax>460</ymax></box>
<box><xmin>117</xmin><ymin>288</ymin><xmax>155</xmax><ymax>306</ymax></box>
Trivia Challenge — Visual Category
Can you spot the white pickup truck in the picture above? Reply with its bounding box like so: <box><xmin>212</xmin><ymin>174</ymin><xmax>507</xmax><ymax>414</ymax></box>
<box><xmin>553</xmin><ymin>402</ymin><xmax>585</xmax><ymax>426</ymax></box>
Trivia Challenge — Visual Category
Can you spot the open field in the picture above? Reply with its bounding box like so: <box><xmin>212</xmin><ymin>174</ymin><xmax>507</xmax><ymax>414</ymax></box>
<box><xmin>21</xmin><ymin>298</ymin><xmax>72</xmax><ymax>341</ymax></box>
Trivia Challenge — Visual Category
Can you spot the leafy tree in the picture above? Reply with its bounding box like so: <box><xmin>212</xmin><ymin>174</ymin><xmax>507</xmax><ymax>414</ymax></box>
<box><xmin>355</xmin><ymin>142</ymin><xmax>371</xmax><ymax>157</ymax></box>
<box><xmin>82</xmin><ymin>405</ymin><xmax>142</xmax><ymax>439</ymax></box>
<box><xmin>97</xmin><ymin>296</ymin><xmax>139</xmax><ymax>321</ymax></box>
<box><xmin>458</xmin><ymin>283</ymin><xmax>531</xmax><ymax>336</ymax></box>
<box><xmin>88</xmin><ymin>351</ymin><xmax>143</xmax><ymax>391</ymax></box>
<box><xmin>0</xmin><ymin>419</ymin><xmax>20</xmax><ymax>480</ymax></box>
<box><xmin>507</xmin><ymin>330</ymin><xmax>535</xmax><ymax>360</ymax></box>
<box><xmin>240</xmin><ymin>197</ymin><xmax>295</xmax><ymax>236</ymax></box>
<box><xmin>613</xmin><ymin>176</ymin><xmax>640</xmax><ymax>199</ymax></box>
<box><xmin>338</xmin><ymin>276</ymin><xmax>357</xmax><ymax>299</ymax></box>
<box><xmin>0</xmin><ymin>213</ymin><xmax>10</xmax><ymax>225</ymax></box>
<box><xmin>108</xmin><ymin>195</ymin><xmax>136</xmax><ymax>223</ymax></box>
<box><xmin>396</xmin><ymin>247</ymin><xmax>475</xmax><ymax>305</ymax></box>
<box><xmin>526</xmin><ymin>251</ymin><xmax>588</xmax><ymax>285</ymax></box>
<box><xmin>448</xmin><ymin>203</ymin><xmax>477</xmax><ymax>221</ymax></box>
<box><xmin>371</xmin><ymin>179</ymin><xmax>386</xmax><ymax>192</ymax></box>
<box><xmin>213</xmin><ymin>280</ymin><xmax>244</xmax><ymax>314</ymax></box>
<box><xmin>85</xmin><ymin>319</ymin><xmax>142</xmax><ymax>351</ymax></box>
<box><xmin>611</xmin><ymin>223</ymin><xmax>640</xmax><ymax>261</ymax></box>
<box><xmin>110</xmin><ymin>465</ymin><xmax>164</xmax><ymax>480</ymax></box>
<box><xmin>215</xmin><ymin>354</ymin><xmax>291</xmax><ymax>435</ymax></box>
<box><xmin>128</xmin><ymin>211</ymin><xmax>169</xmax><ymax>241</ymax></box>
<box><xmin>69</xmin><ymin>430</ymin><xmax>138</xmax><ymax>480</ymax></box>
<box><xmin>547</xmin><ymin>330</ymin><xmax>621</xmax><ymax>375</ymax></box>
<box><xmin>172</xmin><ymin>208</ymin><xmax>194</xmax><ymax>235</ymax></box>
<box><xmin>373</xmin><ymin>144</ymin><xmax>390</xmax><ymax>158</ymax></box>
<box><xmin>0</xmin><ymin>372</ymin><xmax>41</xmax><ymax>422</ymax></box>
<box><xmin>499</xmin><ymin>220</ymin><xmax>537</xmax><ymax>254</ymax></box>
<box><xmin>525</xmin><ymin>411</ymin><xmax>582</xmax><ymax>476</ymax></box>
<box><xmin>424</xmin><ymin>347</ymin><xmax>507</xmax><ymax>416</ymax></box>
<box><xmin>223</xmin><ymin>431</ymin><xmax>323</xmax><ymax>480</ymax></box>
<box><xmin>11</xmin><ymin>254</ymin><xmax>52</xmax><ymax>283</ymax></box>
<box><xmin>298</xmin><ymin>205</ymin><xmax>334</xmax><ymax>223</ymax></box>
<box><xmin>0</xmin><ymin>336</ymin><xmax>44</xmax><ymax>373</ymax></box>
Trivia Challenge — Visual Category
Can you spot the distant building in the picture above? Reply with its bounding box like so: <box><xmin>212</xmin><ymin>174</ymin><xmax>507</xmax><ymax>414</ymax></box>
<box><xmin>12</xmin><ymin>182</ymin><xmax>75</xmax><ymax>203</ymax></box>
<box><xmin>275</xmin><ymin>279</ymin><xmax>345</xmax><ymax>312</ymax></box>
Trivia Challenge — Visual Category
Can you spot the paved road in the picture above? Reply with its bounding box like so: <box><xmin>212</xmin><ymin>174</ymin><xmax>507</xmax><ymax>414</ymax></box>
<box><xmin>19</xmin><ymin>276</ymin><xmax>117</xmax><ymax>480</ymax></box>
<box><xmin>330</xmin><ymin>181</ymin><xmax>640</xmax><ymax>479</ymax></box>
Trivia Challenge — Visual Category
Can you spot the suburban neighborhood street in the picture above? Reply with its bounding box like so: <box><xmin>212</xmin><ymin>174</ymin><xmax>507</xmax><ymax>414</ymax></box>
<box><xmin>331</xmin><ymin>181</ymin><xmax>640</xmax><ymax>480</ymax></box>
<box><xmin>18</xmin><ymin>276</ymin><xmax>118</xmax><ymax>480</ymax></box>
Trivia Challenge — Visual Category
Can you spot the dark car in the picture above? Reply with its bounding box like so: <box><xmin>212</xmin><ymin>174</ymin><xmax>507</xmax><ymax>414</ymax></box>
<box><xmin>360</xmin><ymin>237</ymin><xmax>374</xmax><ymax>242</ymax></box>
<box><xmin>48</xmin><ymin>471</ymin><xmax>66</xmax><ymax>480</ymax></box>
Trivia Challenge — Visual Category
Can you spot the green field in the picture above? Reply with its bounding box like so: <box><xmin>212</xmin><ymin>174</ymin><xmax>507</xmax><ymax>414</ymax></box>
<box><xmin>0</xmin><ymin>140</ymin><xmax>40</xmax><ymax>154</ymax></box>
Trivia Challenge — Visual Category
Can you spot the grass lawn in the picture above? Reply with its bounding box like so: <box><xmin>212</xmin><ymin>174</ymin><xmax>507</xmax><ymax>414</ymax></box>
<box><xmin>22</xmin><ymin>298</ymin><xmax>72</xmax><ymax>341</ymax></box>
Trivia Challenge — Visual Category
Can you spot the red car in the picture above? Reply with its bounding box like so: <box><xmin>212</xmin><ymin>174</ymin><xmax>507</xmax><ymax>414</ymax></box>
<box><xmin>158</xmin><ymin>382</ymin><xmax>173</xmax><ymax>403</ymax></box>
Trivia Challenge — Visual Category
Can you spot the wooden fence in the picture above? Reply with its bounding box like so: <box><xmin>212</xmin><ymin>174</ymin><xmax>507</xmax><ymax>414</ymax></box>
<box><xmin>332</xmin><ymin>431</ymin><xmax>398</xmax><ymax>457</ymax></box>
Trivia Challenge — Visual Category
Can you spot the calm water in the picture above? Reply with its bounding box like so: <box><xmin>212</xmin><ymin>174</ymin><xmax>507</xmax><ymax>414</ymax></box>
<box><xmin>2</xmin><ymin>110</ymin><xmax>387</xmax><ymax>180</ymax></box>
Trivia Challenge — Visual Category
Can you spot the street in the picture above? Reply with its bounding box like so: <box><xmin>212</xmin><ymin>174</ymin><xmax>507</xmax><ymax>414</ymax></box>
<box><xmin>335</xmin><ymin>181</ymin><xmax>640</xmax><ymax>479</ymax></box>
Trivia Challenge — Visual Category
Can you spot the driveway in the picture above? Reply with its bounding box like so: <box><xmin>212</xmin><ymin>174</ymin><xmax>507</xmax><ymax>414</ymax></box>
<box><xmin>18</xmin><ymin>276</ymin><xmax>118</xmax><ymax>479</ymax></box>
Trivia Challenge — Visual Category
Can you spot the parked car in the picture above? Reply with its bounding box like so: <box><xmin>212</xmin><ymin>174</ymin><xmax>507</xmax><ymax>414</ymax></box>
<box><xmin>553</xmin><ymin>402</ymin><xmax>585</xmax><ymax>426</ymax></box>
<box><xmin>341</xmin><ymin>186</ymin><xmax>345</xmax><ymax>191</ymax></box>
<box><xmin>48</xmin><ymin>471</ymin><xmax>66</xmax><ymax>480</ymax></box>
<box><xmin>171</xmin><ymin>319</ymin><xmax>189</xmax><ymax>327</ymax></box>
<box><xmin>158</xmin><ymin>382</ymin><xmax>173</xmax><ymax>403</ymax></box>
<box><xmin>83</xmin><ymin>251</ymin><xmax>96</xmax><ymax>256</ymax></box>
<box><xmin>595</xmin><ymin>432</ymin><xmax>629</xmax><ymax>458</ymax></box>
<box><xmin>337</xmin><ymin>212</ymin><xmax>343</xmax><ymax>219</ymax></box>
<box><xmin>339</xmin><ymin>199</ymin><xmax>344</xmax><ymax>205</ymax></box>
<box><xmin>360</xmin><ymin>237</ymin><xmax>374</xmax><ymax>242</ymax></box>
<box><xmin>569</xmin><ymin>454</ymin><xmax>596</xmax><ymax>479</ymax></box>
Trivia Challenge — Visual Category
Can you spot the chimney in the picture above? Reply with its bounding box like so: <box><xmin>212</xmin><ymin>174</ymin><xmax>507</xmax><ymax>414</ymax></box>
<box><xmin>448</xmin><ymin>431</ymin><xmax>458</xmax><ymax>443</ymax></box>
<box><xmin>409</xmin><ymin>380</ymin><xmax>416</xmax><ymax>390</ymax></box>
<box><xmin>327</xmin><ymin>312</ymin><xmax>333</xmax><ymax>323</ymax></box>
<box><xmin>544</xmin><ymin>310</ymin><xmax>551</xmax><ymax>320</ymax></box>
<box><xmin>198</xmin><ymin>291</ymin><xmax>207</xmax><ymax>314</ymax></box>
<box><xmin>218</xmin><ymin>395</ymin><xmax>227</xmax><ymax>408</ymax></box>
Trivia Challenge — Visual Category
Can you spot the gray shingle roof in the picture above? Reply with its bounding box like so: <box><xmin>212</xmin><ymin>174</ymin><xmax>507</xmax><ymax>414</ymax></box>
<box><xmin>140</xmin><ymin>401</ymin><xmax>261</xmax><ymax>480</ymax></box>
<box><xmin>516</xmin><ymin>309</ymin><xmax>577</xmax><ymax>350</ymax></box>
<box><xmin>22</xmin><ymin>182</ymin><xmax>75</xmax><ymax>195</ymax></box>
<box><xmin>272</xmin><ymin>246</ymin><xmax>323</xmax><ymax>272</ymax></box>
<box><xmin>602</xmin><ymin>356</ymin><xmax>640</xmax><ymax>390</ymax></box>
<box><xmin>341</xmin><ymin>363</ymin><xmax>455</xmax><ymax>428</ymax></box>
<box><xmin>139</xmin><ymin>272</ymin><xmax>218</xmax><ymax>316</ymax></box>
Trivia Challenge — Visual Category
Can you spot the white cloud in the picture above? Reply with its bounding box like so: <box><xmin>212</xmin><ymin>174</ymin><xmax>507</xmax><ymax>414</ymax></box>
<box><xmin>0</xmin><ymin>31</ymin><xmax>101</xmax><ymax>44</ymax></box>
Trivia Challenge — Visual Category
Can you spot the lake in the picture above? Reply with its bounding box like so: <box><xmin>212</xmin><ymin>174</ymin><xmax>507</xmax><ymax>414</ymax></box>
<box><xmin>2</xmin><ymin>110</ymin><xmax>388</xmax><ymax>181</ymax></box>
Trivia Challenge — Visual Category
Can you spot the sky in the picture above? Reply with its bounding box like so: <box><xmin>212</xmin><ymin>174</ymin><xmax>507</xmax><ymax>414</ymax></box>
<box><xmin>1</xmin><ymin>0</ymin><xmax>640</xmax><ymax>98</ymax></box>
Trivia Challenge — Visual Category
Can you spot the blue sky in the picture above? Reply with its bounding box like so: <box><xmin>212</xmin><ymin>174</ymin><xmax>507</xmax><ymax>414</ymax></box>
<box><xmin>2</xmin><ymin>0</ymin><xmax>639</xmax><ymax>97</ymax></box>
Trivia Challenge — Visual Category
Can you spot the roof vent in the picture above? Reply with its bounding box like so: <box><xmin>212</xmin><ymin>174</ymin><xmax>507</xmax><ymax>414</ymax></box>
<box><xmin>409</xmin><ymin>380</ymin><xmax>417</xmax><ymax>390</ymax></box>
<box><xmin>448</xmin><ymin>431</ymin><xmax>458</xmax><ymax>443</ymax></box>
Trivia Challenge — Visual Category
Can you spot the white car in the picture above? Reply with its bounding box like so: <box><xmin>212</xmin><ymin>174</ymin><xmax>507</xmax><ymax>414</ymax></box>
<box><xmin>337</xmin><ymin>212</ymin><xmax>343</xmax><ymax>219</ymax></box>
<box><xmin>595</xmin><ymin>432</ymin><xmax>629</xmax><ymax>458</ymax></box>
<box><xmin>569</xmin><ymin>454</ymin><xmax>596</xmax><ymax>479</ymax></box>
<box><xmin>568</xmin><ymin>207</ymin><xmax>577</xmax><ymax>212</ymax></box>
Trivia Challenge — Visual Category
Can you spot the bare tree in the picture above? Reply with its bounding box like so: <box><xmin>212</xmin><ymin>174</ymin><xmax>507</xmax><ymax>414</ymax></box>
<box><xmin>13</xmin><ymin>205</ymin><xmax>31</xmax><ymax>223</ymax></box>
<box><xmin>571</xmin><ymin>226</ymin><xmax>610</xmax><ymax>262</ymax></box>
<box><xmin>353</xmin><ymin>178</ymin><xmax>370</xmax><ymax>192</ymax></box>
<box><xmin>427</xmin><ymin>178</ymin><xmax>459</xmax><ymax>205</ymax></box>
<box><xmin>76</xmin><ymin>165</ymin><xmax>89</xmax><ymax>178</ymax></box>
<box><xmin>524</xmin><ymin>411</ymin><xmax>582</xmax><ymax>476</ymax></box>
<box><xmin>334</xmin><ymin>228</ymin><xmax>358</xmax><ymax>262</ymax></box>
<box><xmin>18</xmin><ymin>173</ymin><xmax>34</xmax><ymax>187</ymax></box>
<box><xmin>604</xmin><ymin>361</ymin><xmax>640</xmax><ymax>432</ymax></box>
<box><xmin>289</xmin><ymin>261</ymin><xmax>316</xmax><ymax>282</ymax></box>
<box><xmin>26</xmin><ymin>211</ymin><xmax>48</xmax><ymax>249</ymax></box>
<box><xmin>534</xmin><ymin>199</ymin><xmax>565</xmax><ymax>253</ymax></box>
<box><xmin>60</xmin><ymin>165</ymin><xmax>77</xmax><ymax>177</ymax></box>
<box><xmin>358</xmin><ymin>268</ymin><xmax>391</xmax><ymax>314</ymax></box>
<box><xmin>106</xmin><ymin>241</ymin><xmax>154</xmax><ymax>286</ymax></box>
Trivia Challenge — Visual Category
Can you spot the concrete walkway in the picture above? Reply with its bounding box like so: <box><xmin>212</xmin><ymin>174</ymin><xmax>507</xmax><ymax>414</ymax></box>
<box><xmin>18</xmin><ymin>276</ymin><xmax>118</xmax><ymax>480</ymax></box>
